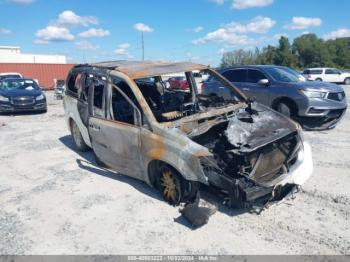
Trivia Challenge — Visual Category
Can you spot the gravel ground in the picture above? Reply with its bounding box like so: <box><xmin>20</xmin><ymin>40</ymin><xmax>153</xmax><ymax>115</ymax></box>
<box><xmin>0</xmin><ymin>88</ymin><xmax>349</xmax><ymax>255</ymax></box>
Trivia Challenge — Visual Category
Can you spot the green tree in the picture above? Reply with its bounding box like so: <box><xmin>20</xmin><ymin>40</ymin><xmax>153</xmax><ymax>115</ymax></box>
<box><xmin>274</xmin><ymin>36</ymin><xmax>297</xmax><ymax>67</ymax></box>
<box><xmin>292</xmin><ymin>33</ymin><xmax>333</xmax><ymax>68</ymax></box>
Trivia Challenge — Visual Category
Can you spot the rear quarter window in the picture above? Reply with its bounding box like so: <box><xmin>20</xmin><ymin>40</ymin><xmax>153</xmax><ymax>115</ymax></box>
<box><xmin>67</xmin><ymin>71</ymin><xmax>83</xmax><ymax>97</ymax></box>
<box><xmin>309</xmin><ymin>70</ymin><xmax>323</xmax><ymax>74</ymax></box>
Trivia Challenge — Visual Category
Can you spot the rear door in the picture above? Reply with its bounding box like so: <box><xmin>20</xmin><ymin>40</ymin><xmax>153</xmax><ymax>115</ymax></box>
<box><xmin>88</xmin><ymin>74</ymin><xmax>143</xmax><ymax>177</ymax></box>
<box><xmin>324</xmin><ymin>69</ymin><xmax>339</xmax><ymax>83</ymax></box>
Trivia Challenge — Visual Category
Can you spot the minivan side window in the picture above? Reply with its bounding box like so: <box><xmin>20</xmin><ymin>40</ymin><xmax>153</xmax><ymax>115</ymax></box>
<box><xmin>67</xmin><ymin>72</ymin><xmax>82</xmax><ymax>95</ymax></box>
<box><xmin>222</xmin><ymin>69</ymin><xmax>246</xmax><ymax>82</ymax></box>
<box><xmin>110</xmin><ymin>77</ymin><xmax>140</xmax><ymax>125</ymax></box>
<box><xmin>92</xmin><ymin>76</ymin><xmax>106</xmax><ymax>117</ymax></box>
<box><xmin>247</xmin><ymin>69</ymin><xmax>267</xmax><ymax>83</ymax></box>
<box><xmin>80</xmin><ymin>74</ymin><xmax>93</xmax><ymax>102</ymax></box>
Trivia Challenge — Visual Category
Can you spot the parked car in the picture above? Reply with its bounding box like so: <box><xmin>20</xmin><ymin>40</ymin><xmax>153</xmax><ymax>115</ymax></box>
<box><xmin>0</xmin><ymin>72</ymin><xmax>23</xmax><ymax>81</ymax></box>
<box><xmin>167</xmin><ymin>76</ymin><xmax>189</xmax><ymax>90</ymax></box>
<box><xmin>303</xmin><ymin>68</ymin><xmax>350</xmax><ymax>84</ymax></box>
<box><xmin>63</xmin><ymin>61</ymin><xmax>312</xmax><ymax>210</ymax></box>
<box><xmin>54</xmin><ymin>79</ymin><xmax>66</xmax><ymax>100</ymax></box>
<box><xmin>54</xmin><ymin>86</ymin><xmax>65</xmax><ymax>100</ymax></box>
<box><xmin>203</xmin><ymin>65</ymin><xmax>347</xmax><ymax>130</ymax></box>
<box><xmin>0</xmin><ymin>78</ymin><xmax>47</xmax><ymax>113</ymax></box>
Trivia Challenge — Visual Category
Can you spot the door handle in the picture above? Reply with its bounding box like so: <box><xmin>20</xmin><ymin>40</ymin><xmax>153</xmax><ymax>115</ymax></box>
<box><xmin>242</xmin><ymin>88</ymin><xmax>250</xmax><ymax>91</ymax></box>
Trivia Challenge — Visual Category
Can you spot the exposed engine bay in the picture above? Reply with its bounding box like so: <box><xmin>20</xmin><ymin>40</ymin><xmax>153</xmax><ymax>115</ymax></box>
<box><xmin>189</xmin><ymin>103</ymin><xmax>304</xmax><ymax>209</ymax></box>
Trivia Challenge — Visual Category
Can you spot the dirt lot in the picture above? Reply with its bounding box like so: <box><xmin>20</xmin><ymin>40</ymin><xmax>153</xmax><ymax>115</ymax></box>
<box><xmin>0</xmin><ymin>88</ymin><xmax>349</xmax><ymax>255</ymax></box>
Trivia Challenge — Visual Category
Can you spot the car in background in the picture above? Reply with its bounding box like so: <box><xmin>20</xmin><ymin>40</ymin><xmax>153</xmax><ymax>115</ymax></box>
<box><xmin>0</xmin><ymin>78</ymin><xmax>47</xmax><ymax>113</ymax></box>
<box><xmin>167</xmin><ymin>76</ymin><xmax>189</xmax><ymax>90</ymax></box>
<box><xmin>202</xmin><ymin>65</ymin><xmax>347</xmax><ymax>130</ymax></box>
<box><xmin>303</xmin><ymin>68</ymin><xmax>350</xmax><ymax>84</ymax></box>
<box><xmin>0</xmin><ymin>72</ymin><xmax>23</xmax><ymax>81</ymax></box>
<box><xmin>54</xmin><ymin>79</ymin><xmax>66</xmax><ymax>100</ymax></box>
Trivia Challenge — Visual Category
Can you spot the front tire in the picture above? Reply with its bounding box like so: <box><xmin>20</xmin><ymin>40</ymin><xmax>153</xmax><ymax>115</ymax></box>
<box><xmin>277</xmin><ymin>102</ymin><xmax>292</xmax><ymax>118</ymax></box>
<box><xmin>155</xmin><ymin>165</ymin><xmax>198</xmax><ymax>206</ymax></box>
<box><xmin>70</xmin><ymin>120</ymin><xmax>89</xmax><ymax>151</ymax></box>
<box><xmin>344</xmin><ymin>77</ymin><xmax>350</xmax><ymax>85</ymax></box>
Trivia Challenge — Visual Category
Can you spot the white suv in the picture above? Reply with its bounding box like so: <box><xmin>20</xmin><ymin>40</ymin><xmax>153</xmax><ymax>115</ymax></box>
<box><xmin>303</xmin><ymin>68</ymin><xmax>350</xmax><ymax>85</ymax></box>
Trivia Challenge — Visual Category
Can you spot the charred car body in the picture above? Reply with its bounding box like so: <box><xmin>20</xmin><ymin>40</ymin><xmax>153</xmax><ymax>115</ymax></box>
<box><xmin>63</xmin><ymin>61</ymin><xmax>313</xmax><ymax>209</ymax></box>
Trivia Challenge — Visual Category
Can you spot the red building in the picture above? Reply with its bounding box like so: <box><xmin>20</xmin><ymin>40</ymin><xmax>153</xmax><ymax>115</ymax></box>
<box><xmin>0</xmin><ymin>63</ymin><xmax>75</xmax><ymax>90</ymax></box>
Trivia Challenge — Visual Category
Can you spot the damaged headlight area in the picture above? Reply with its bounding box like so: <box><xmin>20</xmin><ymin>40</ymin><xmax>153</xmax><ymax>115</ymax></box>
<box><xmin>196</xmin><ymin>119</ymin><xmax>305</xmax><ymax>210</ymax></box>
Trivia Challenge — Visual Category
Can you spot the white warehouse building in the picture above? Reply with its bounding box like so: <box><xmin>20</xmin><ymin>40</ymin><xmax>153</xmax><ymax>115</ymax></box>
<box><xmin>0</xmin><ymin>46</ymin><xmax>66</xmax><ymax>64</ymax></box>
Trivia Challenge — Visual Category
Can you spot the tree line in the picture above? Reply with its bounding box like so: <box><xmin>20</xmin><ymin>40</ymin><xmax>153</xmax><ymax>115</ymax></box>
<box><xmin>220</xmin><ymin>33</ymin><xmax>350</xmax><ymax>70</ymax></box>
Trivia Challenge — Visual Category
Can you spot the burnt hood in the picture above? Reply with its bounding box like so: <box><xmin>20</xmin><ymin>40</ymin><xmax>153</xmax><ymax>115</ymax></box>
<box><xmin>225</xmin><ymin>103</ymin><xmax>297</xmax><ymax>152</ymax></box>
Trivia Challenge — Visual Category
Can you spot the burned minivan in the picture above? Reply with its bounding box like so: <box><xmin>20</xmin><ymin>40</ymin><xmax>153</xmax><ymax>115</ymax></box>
<box><xmin>63</xmin><ymin>61</ymin><xmax>313</xmax><ymax>208</ymax></box>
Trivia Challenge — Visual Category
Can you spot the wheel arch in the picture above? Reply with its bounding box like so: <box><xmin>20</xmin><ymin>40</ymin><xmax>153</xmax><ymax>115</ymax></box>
<box><xmin>271</xmin><ymin>96</ymin><xmax>299</xmax><ymax>116</ymax></box>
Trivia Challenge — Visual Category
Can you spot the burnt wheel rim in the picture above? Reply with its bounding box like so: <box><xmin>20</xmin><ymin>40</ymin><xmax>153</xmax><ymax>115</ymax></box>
<box><xmin>158</xmin><ymin>168</ymin><xmax>181</xmax><ymax>205</ymax></box>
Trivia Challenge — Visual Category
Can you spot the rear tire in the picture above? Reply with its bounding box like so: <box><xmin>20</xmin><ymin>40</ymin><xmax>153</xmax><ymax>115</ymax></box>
<box><xmin>344</xmin><ymin>78</ymin><xmax>350</xmax><ymax>85</ymax></box>
<box><xmin>155</xmin><ymin>164</ymin><xmax>198</xmax><ymax>206</ymax></box>
<box><xmin>315</xmin><ymin>78</ymin><xmax>322</xmax><ymax>81</ymax></box>
<box><xmin>277</xmin><ymin>102</ymin><xmax>292</xmax><ymax>118</ymax></box>
<box><xmin>70</xmin><ymin>120</ymin><xmax>89</xmax><ymax>151</ymax></box>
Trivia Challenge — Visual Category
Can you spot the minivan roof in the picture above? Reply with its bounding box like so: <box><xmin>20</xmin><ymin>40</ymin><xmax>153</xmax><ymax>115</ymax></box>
<box><xmin>77</xmin><ymin>60</ymin><xmax>208</xmax><ymax>79</ymax></box>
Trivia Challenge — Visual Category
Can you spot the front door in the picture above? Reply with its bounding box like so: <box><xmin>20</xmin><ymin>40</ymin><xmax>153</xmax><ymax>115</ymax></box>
<box><xmin>244</xmin><ymin>69</ymin><xmax>271</xmax><ymax>104</ymax></box>
<box><xmin>88</xmin><ymin>74</ymin><xmax>142</xmax><ymax>177</ymax></box>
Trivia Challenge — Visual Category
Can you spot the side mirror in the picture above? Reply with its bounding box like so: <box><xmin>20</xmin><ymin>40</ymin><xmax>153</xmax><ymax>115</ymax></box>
<box><xmin>258</xmin><ymin>79</ymin><xmax>270</xmax><ymax>86</ymax></box>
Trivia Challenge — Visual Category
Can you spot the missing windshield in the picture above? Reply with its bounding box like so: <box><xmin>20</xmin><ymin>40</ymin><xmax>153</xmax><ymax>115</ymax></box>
<box><xmin>135</xmin><ymin>69</ymin><xmax>243</xmax><ymax>123</ymax></box>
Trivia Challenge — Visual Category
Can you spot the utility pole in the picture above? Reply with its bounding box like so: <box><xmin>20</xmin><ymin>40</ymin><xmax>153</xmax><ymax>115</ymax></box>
<box><xmin>141</xmin><ymin>32</ymin><xmax>145</xmax><ymax>61</ymax></box>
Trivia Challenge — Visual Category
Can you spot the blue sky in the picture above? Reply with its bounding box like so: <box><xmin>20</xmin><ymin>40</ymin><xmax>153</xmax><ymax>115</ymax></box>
<box><xmin>0</xmin><ymin>0</ymin><xmax>350</xmax><ymax>66</ymax></box>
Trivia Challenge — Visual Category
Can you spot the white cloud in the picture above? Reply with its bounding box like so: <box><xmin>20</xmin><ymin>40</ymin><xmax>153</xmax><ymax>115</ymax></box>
<box><xmin>286</xmin><ymin>17</ymin><xmax>322</xmax><ymax>30</ymax></box>
<box><xmin>78</xmin><ymin>28</ymin><xmax>110</xmax><ymax>38</ymax></box>
<box><xmin>209</xmin><ymin>0</ymin><xmax>225</xmax><ymax>4</ymax></box>
<box><xmin>225</xmin><ymin>16</ymin><xmax>276</xmax><ymax>34</ymax></box>
<box><xmin>35</xmin><ymin>26</ymin><xmax>74</xmax><ymax>43</ymax></box>
<box><xmin>193</xmin><ymin>30</ymin><xmax>252</xmax><ymax>46</ymax></box>
<box><xmin>323</xmin><ymin>28</ymin><xmax>350</xmax><ymax>40</ymax></box>
<box><xmin>193</xmin><ymin>16</ymin><xmax>275</xmax><ymax>46</ymax></box>
<box><xmin>7</xmin><ymin>0</ymin><xmax>34</xmax><ymax>4</ymax></box>
<box><xmin>232</xmin><ymin>0</ymin><xmax>273</xmax><ymax>9</ymax></box>
<box><xmin>0</xmin><ymin>28</ymin><xmax>11</xmax><ymax>34</ymax></box>
<box><xmin>75</xmin><ymin>41</ymin><xmax>99</xmax><ymax>50</ymax></box>
<box><xmin>133</xmin><ymin>23</ymin><xmax>154</xmax><ymax>33</ymax></box>
<box><xmin>57</xmin><ymin>10</ymin><xmax>98</xmax><ymax>27</ymax></box>
<box><xmin>191</xmin><ymin>26</ymin><xmax>204</xmax><ymax>33</ymax></box>
<box><xmin>114</xmin><ymin>43</ymin><xmax>132</xmax><ymax>58</ymax></box>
